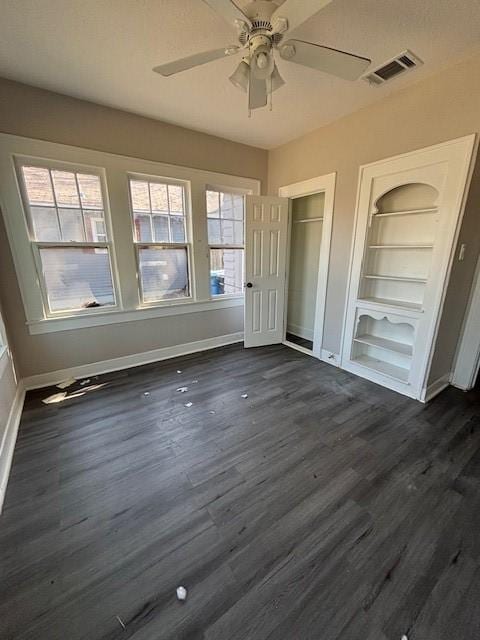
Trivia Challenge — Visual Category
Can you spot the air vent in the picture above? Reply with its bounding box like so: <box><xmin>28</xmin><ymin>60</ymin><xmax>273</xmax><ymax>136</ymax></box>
<box><xmin>364</xmin><ymin>50</ymin><xmax>422</xmax><ymax>86</ymax></box>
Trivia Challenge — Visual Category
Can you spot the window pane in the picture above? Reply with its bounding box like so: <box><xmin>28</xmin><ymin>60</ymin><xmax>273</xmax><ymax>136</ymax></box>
<box><xmin>134</xmin><ymin>214</ymin><xmax>152</xmax><ymax>242</ymax></box>
<box><xmin>130</xmin><ymin>180</ymin><xmax>150</xmax><ymax>212</ymax></box>
<box><xmin>150</xmin><ymin>183</ymin><xmax>169</xmax><ymax>214</ymax></box>
<box><xmin>234</xmin><ymin>220</ymin><xmax>244</xmax><ymax>244</ymax></box>
<box><xmin>22</xmin><ymin>167</ymin><xmax>54</xmax><ymax>206</ymax></box>
<box><xmin>168</xmin><ymin>185</ymin><xmax>184</xmax><ymax>214</ymax></box>
<box><xmin>170</xmin><ymin>216</ymin><xmax>185</xmax><ymax>243</ymax></box>
<box><xmin>138</xmin><ymin>247</ymin><xmax>189</xmax><ymax>302</ymax></box>
<box><xmin>39</xmin><ymin>247</ymin><xmax>115</xmax><ymax>312</ymax></box>
<box><xmin>208</xmin><ymin>219</ymin><xmax>221</xmax><ymax>244</ymax></box>
<box><xmin>153</xmin><ymin>215</ymin><xmax>169</xmax><ymax>242</ymax></box>
<box><xmin>210</xmin><ymin>249</ymin><xmax>243</xmax><ymax>296</ymax></box>
<box><xmin>206</xmin><ymin>190</ymin><xmax>220</xmax><ymax>218</ymax></box>
<box><xmin>77</xmin><ymin>174</ymin><xmax>103</xmax><ymax>209</ymax></box>
<box><xmin>84</xmin><ymin>210</ymin><xmax>107</xmax><ymax>242</ymax></box>
<box><xmin>220</xmin><ymin>193</ymin><xmax>234</xmax><ymax>218</ymax></box>
<box><xmin>222</xmin><ymin>219</ymin><xmax>235</xmax><ymax>244</ymax></box>
<box><xmin>58</xmin><ymin>208</ymin><xmax>84</xmax><ymax>242</ymax></box>
<box><xmin>232</xmin><ymin>195</ymin><xmax>244</xmax><ymax>221</ymax></box>
<box><xmin>31</xmin><ymin>206</ymin><xmax>60</xmax><ymax>241</ymax></box>
<box><xmin>51</xmin><ymin>171</ymin><xmax>80</xmax><ymax>208</ymax></box>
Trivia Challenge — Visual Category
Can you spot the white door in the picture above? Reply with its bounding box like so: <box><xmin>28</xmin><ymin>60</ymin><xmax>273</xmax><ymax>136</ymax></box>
<box><xmin>244</xmin><ymin>195</ymin><xmax>289</xmax><ymax>348</ymax></box>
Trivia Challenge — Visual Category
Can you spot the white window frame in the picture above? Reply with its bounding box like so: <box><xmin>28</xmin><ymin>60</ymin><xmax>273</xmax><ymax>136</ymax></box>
<box><xmin>128</xmin><ymin>173</ymin><xmax>193</xmax><ymax>305</ymax></box>
<box><xmin>0</xmin><ymin>133</ymin><xmax>260</xmax><ymax>335</ymax></box>
<box><xmin>14</xmin><ymin>156</ymin><xmax>121</xmax><ymax>318</ymax></box>
<box><xmin>206</xmin><ymin>184</ymin><xmax>249</xmax><ymax>299</ymax></box>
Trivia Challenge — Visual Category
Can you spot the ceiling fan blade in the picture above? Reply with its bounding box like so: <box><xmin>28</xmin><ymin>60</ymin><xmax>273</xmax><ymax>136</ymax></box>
<box><xmin>202</xmin><ymin>0</ymin><xmax>252</xmax><ymax>30</ymax></box>
<box><xmin>153</xmin><ymin>46</ymin><xmax>240</xmax><ymax>77</ymax></box>
<box><xmin>249</xmin><ymin>73</ymin><xmax>267</xmax><ymax>110</ymax></box>
<box><xmin>271</xmin><ymin>0</ymin><xmax>332</xmax><ymax>36</ymax></box>
<box><xmin>279</xmin><ymin>40</ymin><xmax>370</xmax><ymax>80</ymax></box>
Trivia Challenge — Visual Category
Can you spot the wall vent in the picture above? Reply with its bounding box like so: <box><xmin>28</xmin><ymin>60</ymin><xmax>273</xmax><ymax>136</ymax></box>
<box><xmin>363</xmin><ymin>50</ymin><xmax>422</xmax><ymax>86</ymax></box>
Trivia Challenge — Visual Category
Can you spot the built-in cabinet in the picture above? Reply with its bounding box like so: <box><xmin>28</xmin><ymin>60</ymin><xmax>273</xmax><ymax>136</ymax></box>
<box><xmin>342</xmin><ymin>136</ymin><xmax>476</xmax><ymax>400</ymax></box>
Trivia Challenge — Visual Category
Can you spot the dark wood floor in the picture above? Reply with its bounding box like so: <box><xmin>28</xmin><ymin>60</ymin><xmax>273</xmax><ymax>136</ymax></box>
<box><xmin>1</xmin><ymin>344</ymin><xmax>480</xmax><ymax>640</ymax></box>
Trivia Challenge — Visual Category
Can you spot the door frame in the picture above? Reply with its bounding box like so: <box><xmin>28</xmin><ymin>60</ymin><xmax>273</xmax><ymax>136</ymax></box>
<box><xmin>451</xmin><ymin>253</ymin><xmax>480</xmax><ymax>390</ymax></box>
<box><xmin>278</xmin><ymin>173</ymin><xmax>336</xmax><ymax>358</ymax></box>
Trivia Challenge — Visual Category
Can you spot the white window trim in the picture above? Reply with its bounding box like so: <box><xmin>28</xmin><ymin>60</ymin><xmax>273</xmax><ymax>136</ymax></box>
<box><xmin>13</xmin><ymin>155</ymin><xmax>122</xmax><ymax>318</ymax></box>
<box><xmin>0</xmin><ymin>133</ymin><xmax>260</xmax><ymax>335</ymax></box>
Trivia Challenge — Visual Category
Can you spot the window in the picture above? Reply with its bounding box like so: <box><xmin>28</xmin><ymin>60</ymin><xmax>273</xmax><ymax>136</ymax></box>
<box><xmin>129</xmin><ymin>178</ymin><xmax>190</xmax><ymax>303</ymax></box>
<box><xmin>206</xmin><ymin>189</ymin><xmax>245</xmax><ymax>296</ymax></box>
<box><xmin>19</xmin><ymin>165</ymin><xmax>116</xmax><ymax>314</ymax></box>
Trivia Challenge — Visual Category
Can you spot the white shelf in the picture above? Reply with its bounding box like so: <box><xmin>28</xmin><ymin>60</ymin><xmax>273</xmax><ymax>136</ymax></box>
<box><xmin>359</xmin><ymin>296</ymin><xmax>423</xmax><ymax>313</ymax></box>
<box><xmin>353</xmin><ymin>354</ymin><xmax>410</xmax><ymax>383</ymax></box>
<box><xmin>368</xmin><ymin>244</ymin><xmax>434</xmax><ymax>250</ymax></box>
<box><xmin>364</xmin><ymin>274</ymin><xmax>428</xmax><ymax>284</ymax></box>
<box><xmin>372</xmin><ymin>207</ymin><xmax>437</xmax><ymax>219</ymax></box>
<box><xmin>354</xmin><ymin>334</ymin><xmax>413</xmax><ymax>357</ymax></box>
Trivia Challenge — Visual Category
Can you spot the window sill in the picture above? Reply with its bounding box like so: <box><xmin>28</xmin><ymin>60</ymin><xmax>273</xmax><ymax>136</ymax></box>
<box><xmin>27</xmin><ymin>296</ymin><xmax>245</xmax><ymax>335</ymax></box>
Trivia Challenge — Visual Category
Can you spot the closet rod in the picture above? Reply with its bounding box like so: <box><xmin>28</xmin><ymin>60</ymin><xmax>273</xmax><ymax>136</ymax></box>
<box><xmin>293</xmin><ymin>217</ymin><xmax>324</xmax><ymax>223</ymax></box>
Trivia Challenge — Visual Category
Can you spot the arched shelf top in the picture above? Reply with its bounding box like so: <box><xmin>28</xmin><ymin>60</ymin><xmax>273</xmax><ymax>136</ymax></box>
<box><xmin>372</xmin><ymin>182</ymin><xmax>440</xmax><ymax>216</ymax></box>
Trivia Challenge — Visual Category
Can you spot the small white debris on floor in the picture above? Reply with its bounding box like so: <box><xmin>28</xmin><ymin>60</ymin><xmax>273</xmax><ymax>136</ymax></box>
<box><xmin>177</xmin><ymin>387</ymin><xmax>189</xmax><ymax>393</ymax></box>
<box><xmin>143</xmin><ymin>392</ymin><xmax>150</xmax><ymax>397</ymax></box>
<box><xmin>241</xmin><ymin>394</ymin><xmax>248</xmax><ymax>399</ymax></box>
<box><xmin>177</xmin><ymin>370</ymin><xmax>182</xmax><ymax>374</ymax></box>
<box><xmin>176</xmin><ymin>586</ymin><xmax>187</xmax><ymax>601</ymax></box>
<box><xmin>42</xmin><ymin>392</ymin><xmax>67</xmax><ymax>405</ymax></box>
<box><xmin>184</xmin><ymin>402</ymin><xmax>193</xmax><ymax>408</ymax></box>
<box><xmin>192</xmin><ymin>380</ymin><xmax>198</xmax><ymax>384</ymax></box>
<box><xmin>79</xmin><ymin>379</ymin><xmax>91</xmax><ymax>386</ymax></box>
<box><xmin>116</xmin><ymin>615</ymin><xmax>126</xmax><ymax>629</ymax></box>
<box><xmin>56</xmin><ymin>378</ymin><xmax>76</xmax><ymax>389</ymax></box>
<box><xmin>209</xmin><ymin>410</ymin><xmax>216</xmax><ymax>415</ymax></box>
<box><xmin>401</xmin><ymin>636</ymin><xmax>408</xmax><ymax>640</ymax></box>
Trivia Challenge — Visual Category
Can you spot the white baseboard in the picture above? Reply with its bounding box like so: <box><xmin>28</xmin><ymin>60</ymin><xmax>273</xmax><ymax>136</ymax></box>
<box><xmin>421</xmin><ymin>373</ymin><xmax>451</xmax><ymax>403</ymax></box>
<box><xmin>23</xmin><ymin>332</ymin><xmax>244</xmax><ymax>390</ymax></box>
<box><xmin>286</xmin><ymin>324</ymin><xmax>314</xmax><ymax>341</ymax></box>
<box><xmin>320</xmin><ymin>349</ymin><xmax>341</xmax><ymax>367</ymax></box>
<box><xmin>0</xmin><ymin>381</ymin><xmax>25</xmax><ymax>513</ymax></box>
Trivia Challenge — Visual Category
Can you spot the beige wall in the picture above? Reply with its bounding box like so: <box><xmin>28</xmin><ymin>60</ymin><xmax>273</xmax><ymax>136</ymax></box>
<box><xmin>0</xmin><ymin>297</ymin><xmax>17</xmax><ymax>449</ymax></box>
<box><xmin>0</xmin><ymin>78</ymin><xmax>267</xmax><ymax>379</ymax></box>
<box><xmin>0</xmin><ymin>78</ymin><xmax>268</xmax><ymax>190</ymax></box>
<box><xmin>268</xmin><ymin>52</ymin><xmax>480</xmax><ymax>382</ymax></box>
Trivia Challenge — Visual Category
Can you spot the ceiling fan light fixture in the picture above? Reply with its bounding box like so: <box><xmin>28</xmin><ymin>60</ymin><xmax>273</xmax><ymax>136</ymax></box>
<box><xmin>252</xmin><ymin>47</ymin><xmax>274</xmax><ymax>80</ymax></box>
<box><xmin>229</xmin><ymin>60</ymin><xmax>250</xmax><ymax>93</ymax></box>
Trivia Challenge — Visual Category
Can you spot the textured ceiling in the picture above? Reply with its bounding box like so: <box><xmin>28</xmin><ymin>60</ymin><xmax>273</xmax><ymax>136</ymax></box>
<box><xmin>1</xmin><ymin>0</ymin><xmax>480</xmax><ymax>148</ymax></box>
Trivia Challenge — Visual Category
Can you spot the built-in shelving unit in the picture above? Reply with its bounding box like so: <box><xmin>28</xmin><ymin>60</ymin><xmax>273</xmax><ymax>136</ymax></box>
<box><xmin>350</xmin><ymin>182</ymin><xmax>440</xmax><ymax>387</ymax></box>
<box><xmin>342</xmin><ymin>136</ymin><xmax>476</xmax><ymax>399</ymax></box>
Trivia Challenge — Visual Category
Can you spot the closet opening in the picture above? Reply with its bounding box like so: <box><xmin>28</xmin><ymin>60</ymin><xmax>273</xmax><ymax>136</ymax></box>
<box><xmin>278</xmin><ymin>173</ymin><xmax>336</xmax><ymax>360</ymax></box>
<box><xmin>285</xmin><ymin>192</ymin><xmax>325</xmax><ymax>354</ymax></box>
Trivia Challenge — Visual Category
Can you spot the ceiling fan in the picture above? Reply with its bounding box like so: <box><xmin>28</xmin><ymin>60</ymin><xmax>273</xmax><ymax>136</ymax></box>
<box><xmin>153</xmin><ymin>0</ymin><xmax>371</xmax><ymax>112</ymax></box>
